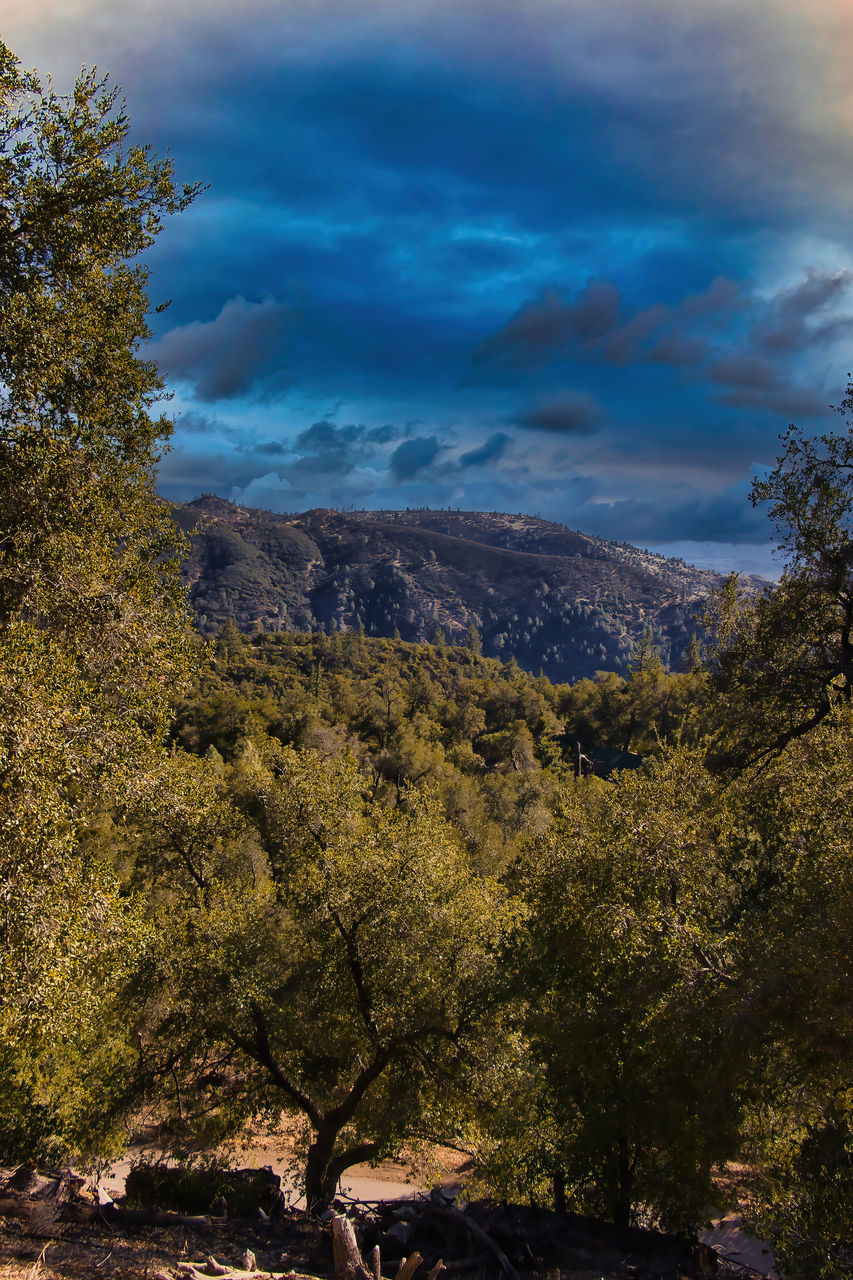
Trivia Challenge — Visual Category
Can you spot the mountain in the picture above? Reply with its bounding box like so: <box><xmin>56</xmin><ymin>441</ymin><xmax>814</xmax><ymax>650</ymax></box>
<box><xmin>173</xmin><ymin>496</ymin><xmax>754</xmax><ymax>682</ymax></box>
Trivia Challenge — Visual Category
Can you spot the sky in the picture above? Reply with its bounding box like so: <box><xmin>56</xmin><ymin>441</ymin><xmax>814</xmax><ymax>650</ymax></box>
<box><xmin>8</xmin><ymin>0</ymin><xmax>853</xmax><ymax>577</ymax></box>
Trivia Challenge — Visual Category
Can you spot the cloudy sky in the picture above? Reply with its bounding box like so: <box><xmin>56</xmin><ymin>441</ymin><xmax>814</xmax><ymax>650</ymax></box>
<box><xmin>8</xmin><ymin>0</ymin><xmax>853</xmax><ymax>576</ymax></box>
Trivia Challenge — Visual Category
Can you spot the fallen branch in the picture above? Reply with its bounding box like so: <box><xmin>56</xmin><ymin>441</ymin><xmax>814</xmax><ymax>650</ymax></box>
<box><xmin>422</xmin><ymin>1206</ymin><xmax>520</xmax><ymax>1280</ymax></box>
<box><xmin>173</xmin><ymin>1264</ymin><xmax>317</xmax><ymax>1280</ymax></box>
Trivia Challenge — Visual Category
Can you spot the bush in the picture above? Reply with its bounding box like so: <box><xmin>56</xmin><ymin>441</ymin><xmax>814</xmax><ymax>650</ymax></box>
<box><xmin>124</xmin><ymin>1158</ymin><xmax>282</xmax><ymax>1217</ymax></box>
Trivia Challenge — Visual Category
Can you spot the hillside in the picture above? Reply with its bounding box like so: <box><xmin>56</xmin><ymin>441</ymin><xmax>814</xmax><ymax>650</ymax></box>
<box><xmin>173</xmin><ymin>497</ymin><xmax>748</xmax><ymax>681</ymax></box>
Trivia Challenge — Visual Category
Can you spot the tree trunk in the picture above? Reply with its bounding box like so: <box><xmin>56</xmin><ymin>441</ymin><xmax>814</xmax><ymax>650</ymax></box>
<box><xmin>304</xmin><ymin>1125</ymin><xmax>380</xmax><ymax>1214</ymax></box>
<box><xmin>552</xmin><ymin>1168</ymin><xmax>567</xmax><ymax>1215</ymax></box>
<box><xmin>609</xmin><ymin>1137</ymin><xmax>634</xmax><ymax>1230</ymax></box>
<box><xmin>305</xmin><ymin>1125</ymin><xmax>339</xmax><ymax>1213</ymax></box>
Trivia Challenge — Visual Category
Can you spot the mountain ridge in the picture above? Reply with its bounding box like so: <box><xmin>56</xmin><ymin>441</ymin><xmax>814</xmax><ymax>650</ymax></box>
<box><xmin>174</xmin><ymin>496</ymin><xmax>758</xmax><ymax>682</ymax></box>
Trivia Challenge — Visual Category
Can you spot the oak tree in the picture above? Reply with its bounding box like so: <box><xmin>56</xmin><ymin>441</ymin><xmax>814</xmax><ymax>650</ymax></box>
<box><xmin>0</xmin><ymin>41</ymin><xmax>197</xmax><ymax>1153</ymax></box>
<box><xmin>709</xmin><ymin>416</ymin><xmax>853</xmax><ymax>771</ymax></box>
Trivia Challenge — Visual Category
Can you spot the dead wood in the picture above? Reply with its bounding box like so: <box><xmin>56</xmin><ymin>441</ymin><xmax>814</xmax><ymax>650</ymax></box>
<box><xmin>421</xmin><ymin>1206</ymin><xmax>519</xmax><ymax>1280</ymax></box>
<box><xmin>332</xmin><ymin>1214</ymin><xmax>372</xmax><ymax>1280</ymax></box>
<box><xmin>101</xmin><ymin>1203</ymin><xmax>215</xmax><ymax>1229</ymax></box>
<box><xmin>393</xmin><ymin>1251</ymin><xmax>423</xmax><ymax>1280</ymax></box>
<box><xmin>174</xmin><ymin>1264</ymin><xmax>276</xmax><ymax>1280</ymax></box>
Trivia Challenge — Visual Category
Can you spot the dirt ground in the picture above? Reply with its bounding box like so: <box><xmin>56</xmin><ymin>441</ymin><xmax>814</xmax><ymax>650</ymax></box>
<box><xmin>0</xmin><ymin>1207</ymin><xmax>328</xmax><ymax>1280</ymax></box>
<box><xmin>0</xmin><ymin>1136</ymin><xmax>777</xmax><ymax>1280</ymax></box>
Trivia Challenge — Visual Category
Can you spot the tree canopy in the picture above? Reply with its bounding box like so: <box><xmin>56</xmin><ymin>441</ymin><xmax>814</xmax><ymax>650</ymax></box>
<box><xmin>708</xmin><ymin>416</ymin><xmax>853</xmax><ymax>770</ymax></box>
<box><xmin>115</xmin><ymin>744</ymin><xmax>517</xmax><ymax>1211</ymax></box>
<box><xmin>0</xmin><ymin>40</ymin><xmax>198</xmax><ymax>1150</ymax></box>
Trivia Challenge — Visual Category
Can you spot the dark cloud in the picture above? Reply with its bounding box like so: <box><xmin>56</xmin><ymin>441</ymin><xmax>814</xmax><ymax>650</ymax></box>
<box><xmin>173</xmin><ymin>409</ymin><xmax>222</xmax><ymax>435</ymax></box>
<box><xmin>473</xmin><ymin>281</ymin><xmax>621</xmax><ymax>371</ymax></box>
<box><xmin>475</xmin><ymin>267</ymin><xmax>848</xmax><ymax>427</ymax></box>
<box><xmin>114</xmin><ymin>0</ymin><xmax>853</xmax><ymax>253</ymax></box>
<box><xmin>679</xmin><ymin>276</ymin><xmax>745</xmax><ymax>318</ymax></box>
<box><xmin>576</xmin><ymin>483</ymin><xmax>769</xmax><ymax>546</ymax></box>
<box><xmin>389</xmin><ymin>436</ymin><xmax>442</xmax><ymax>480</ymax></box>
<box><xmin>156</xmin><ymin>446</ymin><xmax>267</xmax><ymax>500</ymax></box>
<box><xmin>472</xmin><ymin>277</ymin><xmax>722</xmax><ymax>377</ymax></box>
<box><xmin>644</xmin><ymin>332</ymin><xmax>707</xmax><ymax>365</ymax></box>
<box><xmin>366</xmin><ymin>423</ymin><xmax>401</xmax><ymax>444</ymax></box>
<box><xmin>708</xmin><ymin>353</ymin><xmax>828</xmax><ymax>417</ymax></box>
<box><xmin>753</xmin><ymin>269</ymin><xmax>853</xmax><ymax>354</ymax></box>
<box><xmin>151</xmin><ymin>296</ymin><xmax>301</xmax><ymax>400</ymax></box>
<box><xmin>18</xmin><ymin>0</ymin><xmax>853</xmax><ymax>567</ymax></box>
<box><xmin>459</xmin><ymin>432</ymin><xmax>511</xmax><ymax>467</ymax></box>
<box><xmin>288</xmin><ymin>420</ymin><xmax>383</xmax><ymax>478</ymax></box>
<box><xmin>514</xmin><ymin>392</ymin><xmax>605</xmax><ymax>434</ymax></box>
<box><xmin>294</xmin><ymin>420</ymin><xmax>363</xmax><ymax>450</ymax></box>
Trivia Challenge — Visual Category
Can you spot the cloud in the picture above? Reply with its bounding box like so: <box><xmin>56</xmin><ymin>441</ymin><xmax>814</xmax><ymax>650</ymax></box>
<box><xmin>151</xmin><ymin>296</ymin><xmax>301</xmax><ymax>400</ymax></box>
<box><xmin>753</xmin><ymin>269</ymin><xmax>853</xmax><ymax>354</ymax></box>
<box><xmin>294</xmin><ymin>420</ymin><xmax>362</xmax><ymax>451</ymax></box>
<box><xmin>472</xmin><ymin>281</ymin><xmax>621</xmax><ymax>371</ymax></box>
<box><xmin>287</xmin><ymin>420</ymin><xmax>377</xmax><ymax>477</ymax></box>
<box><xmin>366</xmin><ymin>423</ymin><xmax>401</xmax><ymax>444</ymax></box>
<box><xmin>157</xmin><ymin>446</ymin><xmax>267</xmax><ymax>500</ymax></box>
<box><xmin>173</xmin><ymin>409</ymin><xmax>223</xmax><ymax>434</ymax></box>
<box><xmin>389</xmin><ymin>435</ymin><xmax>442</xmax><ymax>480</ymax></box>
<box><xmin>472</xmin><ymin>277</ymin><xmax>733</xmax><ymax>377</ymax></box>
<box><xmin>11</xmin><ymin>0</ymin><xmax>853</xmax><ymax>565</ymax></box>
<box><xmin>514</xmin><ymin>391</ymin><xmax>605</xmax><ymax>434</ymax></box>
<box><xmin>573</xmin><ymin>482</ymin><xmax>770</xmax><ymax>545</ymax></box>
<box><xmin>459</xmin><ymin>432</ymin><xmax>511</xmax><ymax>467</ymax></box>
<box><xmin>474</xmin><ymin>267</ymin><xmax>850</xmax><ymax>424</ymax></box>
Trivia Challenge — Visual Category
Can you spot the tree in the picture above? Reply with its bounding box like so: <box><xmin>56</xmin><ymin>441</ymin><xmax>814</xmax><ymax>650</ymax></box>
<box><xmin>708</xmin><ymin>417</ymin><xmax>852</xmax><ymax>770</ymax></box>
<box><xmin>125</xmin><ymin>745</ymin><xmax>517</xmax><ymax>1212</ymax></box>
<box><xmin>0</xmin><ymin>41</ymin><xmax>198</xmax><ymax>1151</ymax></box>
<box><xmin>728</xmin><ymin>706</ymin><xmax>853</xmax><ymax>1279</ymax></box>
<box><xmin>506</xmin><ymin>749</ymin><xmax>747</xmax><ymax>1230</ymax></box>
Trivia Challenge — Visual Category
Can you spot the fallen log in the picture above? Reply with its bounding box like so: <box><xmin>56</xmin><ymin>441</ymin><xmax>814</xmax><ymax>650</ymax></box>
<box><xmin>0</xmin><ymin>1166</ymin><xmax>95</xmax><ymax>1233</ymax></box>
<box><xmin>101</xmin><ymin>1203</ymin><xmax>215</xmax><ymax>1230</ymax></box>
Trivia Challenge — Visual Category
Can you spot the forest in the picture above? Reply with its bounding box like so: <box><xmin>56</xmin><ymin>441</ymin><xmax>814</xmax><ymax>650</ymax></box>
<box><xmin>0</xmin><ymin>39</ymin><xmax>851</xmax><ymax>1280</ymax></box>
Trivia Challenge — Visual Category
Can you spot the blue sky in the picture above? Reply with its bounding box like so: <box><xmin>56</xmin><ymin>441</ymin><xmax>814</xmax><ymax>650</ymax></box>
<box><xmin>9</xmin><ymin>0</ymin><xmax>853</xmax><ymax>577</ymax></box>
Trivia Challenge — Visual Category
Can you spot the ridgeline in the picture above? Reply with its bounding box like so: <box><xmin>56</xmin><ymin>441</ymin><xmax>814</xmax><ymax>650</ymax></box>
<box><xmin>174</xmin><ymin>497</ymin><xmax>748</xmax><ymax>680</ymax></box>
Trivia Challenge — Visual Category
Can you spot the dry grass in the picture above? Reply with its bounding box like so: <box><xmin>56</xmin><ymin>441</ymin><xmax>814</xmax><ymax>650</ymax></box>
<box><xmin>0</xmin><ymin>1243</ymin><xmax>50</xmax><ymax>1280</ymax></box>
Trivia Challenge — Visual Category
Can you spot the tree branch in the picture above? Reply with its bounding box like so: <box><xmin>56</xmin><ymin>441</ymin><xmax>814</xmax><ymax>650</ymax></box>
<box><xmin>325</xmin><ymin>1048</ymin><xmax>393</xmax><ymax>1131</ymax></box>
<box><xmin>328</xmin><ymin>906</ymin><xmax>379</xmax><ymax>1043</ymax></box>
<box><xmin>234</xmin><ymin>1006</ymin><xmax>322</xmax><ymax>1128</ymax></box>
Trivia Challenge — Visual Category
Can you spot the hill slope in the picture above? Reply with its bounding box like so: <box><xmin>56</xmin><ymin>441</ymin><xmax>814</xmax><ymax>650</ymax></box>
<box><xmin>174</xmin><ymin>497</ymin><xmax>743</xmax><ymax>681</ymax></box>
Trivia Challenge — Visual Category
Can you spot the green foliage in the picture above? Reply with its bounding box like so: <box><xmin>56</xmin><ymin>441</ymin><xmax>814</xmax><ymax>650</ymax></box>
<box><xmin>124</xmin><ymin>1157</ymin><xmax>279</xmax><ymax>1217</ymax></box>
<box><xmin>116</xmin><ymin>742</ymin><xmax>518</xmax><ymax>1211</ymax></box>
<box><xmin>708</xmin><ymin>419</ymin><xmax>853</xmax><ymax>770</ymax></box>
<box><xmin>174</xmin><ymin>631</ymin><xmax>568</xmax><ymax>870</ymax></box>
<box><xmin>504</xmin><ymin>748</ymin><xmax>746</xmax><ymax>1230</ymax></box>
<box><xmin>728</xmin><ymin>707</ymin><xmax>853</xmax><ymax>1274</ymax></box>
<box><xmin>556</xmin><ymin>658</ymin><xmax>709</xmax><ymax>756</ymax></box>
<box><xmin>0</xmin><ymin>41</ymin><xmax>197</xmax><ymax>1153</ymax></box>
<box><xmin>750</xmin><ymin>1108</ymin><xmax>853</xmax><ymax>1280</ymax></box>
